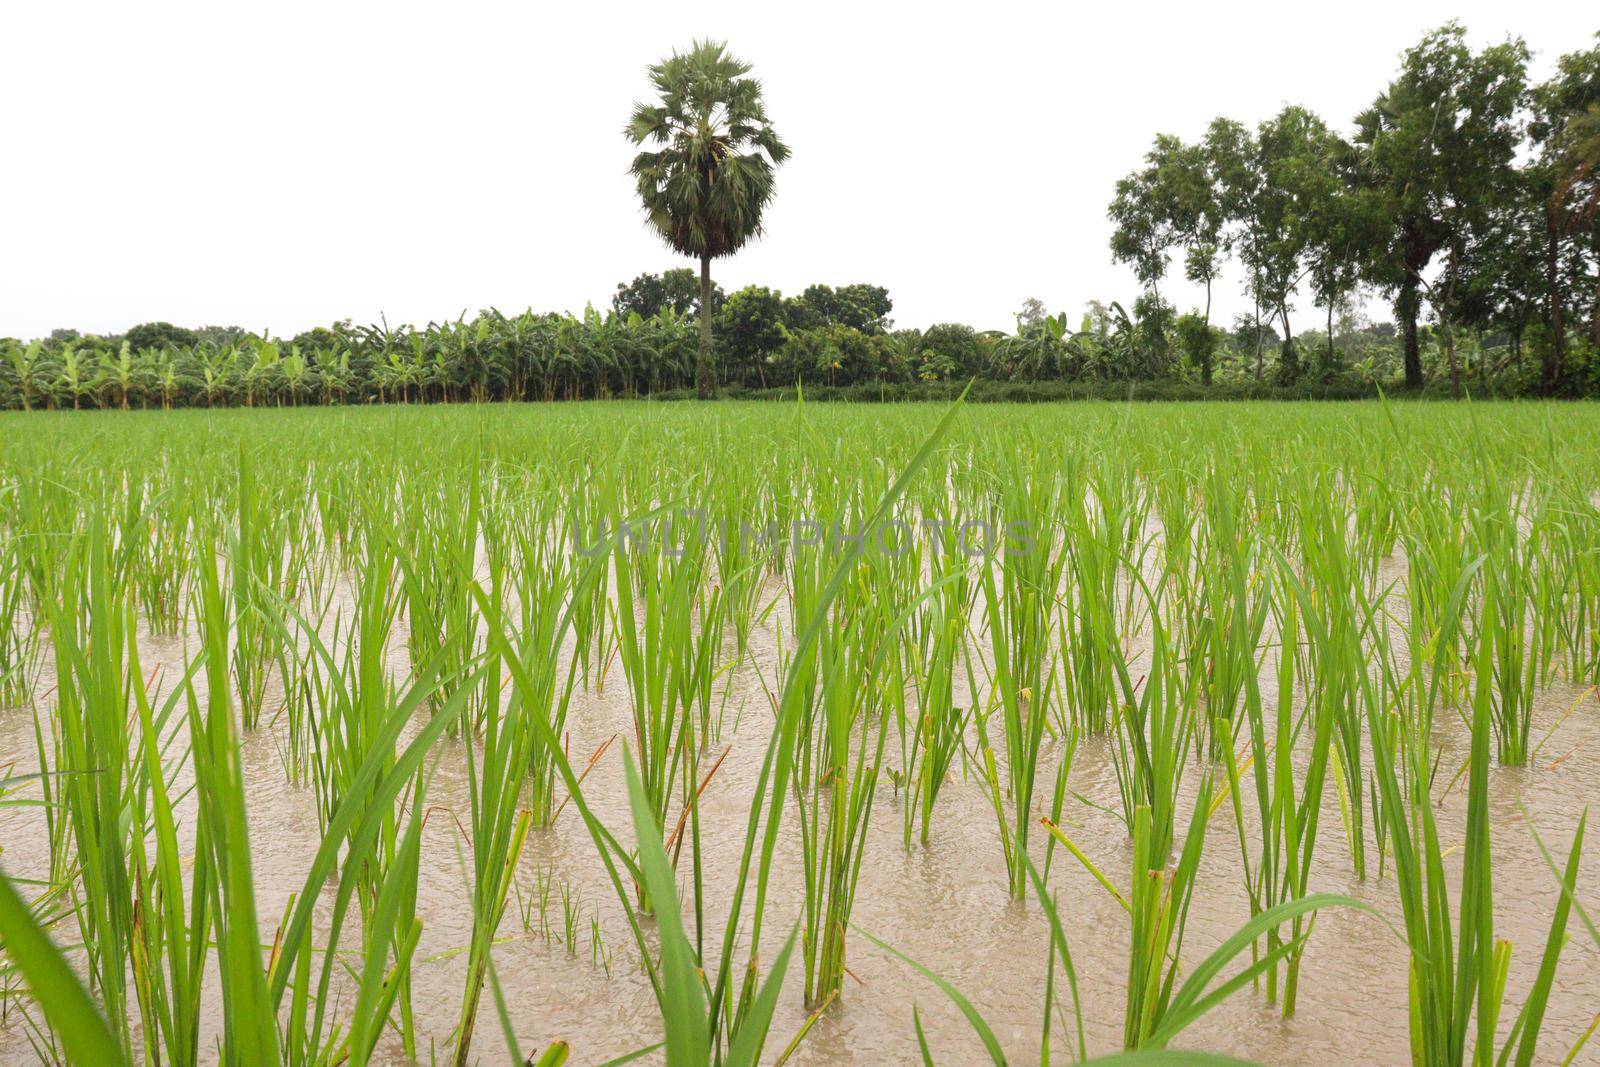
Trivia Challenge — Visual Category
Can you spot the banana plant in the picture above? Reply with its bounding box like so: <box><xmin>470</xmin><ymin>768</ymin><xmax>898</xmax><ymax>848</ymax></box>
<box><xmin>4</xmin><ymin>340</ymin><xmax>47</xmax><ymax>410</ymax></box>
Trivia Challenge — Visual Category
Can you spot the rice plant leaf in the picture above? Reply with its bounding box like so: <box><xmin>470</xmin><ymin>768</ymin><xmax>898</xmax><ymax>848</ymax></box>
<box><xmin>1022</xmin><ymin>855</ymin><xmax>1087</xmax><ymax>1063</ymax></box>
<box><xmin>530</xmin><ymin>1040</ymin><xmax>570</xmax><ymax>1066</ymax></box>
<box><xmin>725</xmin><ymin>922</ymin><xmax>799</xmax><ymax>1067</ymax></box>
<box><xmin>906</xmin><ymin>1005</ymin><xmax>936</xmax><ymax>1066</ymax></box>
<box><xmin>622</xmin><ymin>746</ymin><xmax>710</xmax><ymax>1066</ymax></box>
<box><xmin>1509</xmin><ymin>808</ymin><xmax>1586</xmax><ymax>1067</ymax></box>
<box><xmin>0</xmin><ymin>871</ymin><xmax>129</xmax><ymax>1067</ymax></box>
<box><xmin>1154</xmin><ymin>892</ymin><xmax>1382</xmax><ymax>1045</ymax></box>
<box><xmin>855</xmin><ymin>925</ymin><xmax>1008</xmax><ymax>1066</ymax></box>
<box><xmin>595</xmin><ymin>1042</ymin><xmax>665</xmax><ymax>1067</ymax></box>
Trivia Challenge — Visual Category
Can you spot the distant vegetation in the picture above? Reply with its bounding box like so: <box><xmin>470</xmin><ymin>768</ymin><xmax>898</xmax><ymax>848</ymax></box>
<box><xmin>2</xmin><ymin>23</ymin><xmax>1596</xmax><ymax>407</ymax></box>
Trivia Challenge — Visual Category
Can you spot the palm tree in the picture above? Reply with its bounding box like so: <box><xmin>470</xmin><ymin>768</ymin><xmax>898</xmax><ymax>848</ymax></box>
<box><xmin>625</xmin><ymin>39</ymin><xmax>789</xmax><ymax>398</ymax></box>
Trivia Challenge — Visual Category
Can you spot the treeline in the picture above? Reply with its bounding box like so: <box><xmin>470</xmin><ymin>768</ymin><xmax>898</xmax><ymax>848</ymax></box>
<box><xmin>2</xmin><ymin>275</ymin><xmax>1592</xmax><ymax>410</ymax></box>
<box><xmin>1111</xmin><ymin>23</ymin><xmax>1600</xmax><ymax>397</ymax></box>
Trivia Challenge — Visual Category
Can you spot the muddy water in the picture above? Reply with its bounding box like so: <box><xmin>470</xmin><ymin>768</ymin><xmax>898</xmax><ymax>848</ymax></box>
<box><xmin>1</xmin><ymin>559</ymin><xmax>1599</xmax><ymax>1066</ymax></box>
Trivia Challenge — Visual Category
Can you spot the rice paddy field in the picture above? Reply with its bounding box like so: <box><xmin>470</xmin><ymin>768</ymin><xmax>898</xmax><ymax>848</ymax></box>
<box><xmin>1</xmin><ymin>399</ymin><xmax>1598</xmax><ymax>1067</ymax></box>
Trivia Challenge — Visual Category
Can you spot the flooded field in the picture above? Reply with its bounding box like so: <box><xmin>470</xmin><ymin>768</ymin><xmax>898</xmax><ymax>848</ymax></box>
<box><xmin>0</xmin><ymin>401</ymin><xmax>1598</xmax><ymax>1066</ymax></box>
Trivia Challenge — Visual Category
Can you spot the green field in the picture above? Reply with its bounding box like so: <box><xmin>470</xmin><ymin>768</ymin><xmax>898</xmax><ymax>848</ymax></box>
<box><xmin>0</xmin><ymin>400</ymin><xmax>1598</xmax><ymax>1065</ymax></box>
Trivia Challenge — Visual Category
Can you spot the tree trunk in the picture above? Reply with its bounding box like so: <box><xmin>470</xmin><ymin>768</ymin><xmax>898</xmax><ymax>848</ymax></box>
<box><xmin>1442</xmin><ymin>256</ymin><xmax>1461</xmax><ymax>401</ymax></box>
<box><xmin>1252</xmin><ymin>297</ymin><xmax>1264</xmax><ymax>381</ymax></box>
<box><xmin>1278</xmin><ymin>305</ymin><xmax>1296</xmax><ymax>382</ymax></box>
<box><xmin>1443</xmin><ymin>318</ymin><xmax>1460</xmax><ymax>399</ymax></box>
<box><xmin>1593</xmin><ymin>272</ymin><xmax>1600</xmax><ymax>348</ymax></box>
<box><xmin>1543</xmin><ymin>208</ymin><xmax>1566</xmax><ymax>394</ymax></box>
<box><xmin>1399</xmin><ymin>272</ymin><xmax>1422</xmax><ymax>390</ymax></box>
<box><xmin>1326</xmin><ymin>300</ymin><xmax>1335</xmax><ymax>375</ymax></box>
<box><xmin>697</xmin><ymin>254</ymin><xmax>715</xmax><ymax>399</ymax></box>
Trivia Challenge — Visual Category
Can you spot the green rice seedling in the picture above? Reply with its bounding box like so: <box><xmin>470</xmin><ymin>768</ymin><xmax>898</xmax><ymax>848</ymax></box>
<box><xmin>695</xmin><ymin>395</ymin><xmax>968</xmax><ymax>1050</ymax></box>
<box><xmin>0</xmin><ymin>539</ymin><xmax>35</xmax><ymax>707</ymax></box>
<box><xmin>608</xmin><ymin>505</ymin><xmax>720</xmax><ymax>920</ymax></box>
<box><xmin>1552</xmin><ymin>484</ymin><xmax>1600</xmax><ymax>684</ymax></box>
<box><xmin>41</xmin><ymin>517</ymin><xmax>140</xmax><ymax>1056</ymax></box>
<box><xmin>1399</xmin><ymin>476</ymin><xmax>1478</xmax><ymax>714</ymax></box>
<box><xmin>401</xmin><ymin>463</ymin><xmax>485</xmax><ymax>734</ymax></box>
<box><xmin>1472</xmin><ymin>493</ymin><xmax>1537</xmax><ymax>765</ymax></box>
<box><xmin>624</xmin><ymin>747</ymin><xmax>796</xmax><ymax>1067</ymax></box>
<box><xmin>230</xmin><ymin>447</ymin><xmax>289</xmax><ymax>729</ymax></box>
<box><xmin>117</xmin><ymin>479</ymin><xmax>190</xmax><ymax>636</ymax></box>
<box><xmin>1091</xmin><ymin>559</ymin><xmax>1196</xmax><ymax>870</ymax></box>
<box><xmin>189</xmin><ymin>542</ymin><xmax>281</xmax><ymax>1063</ymax></box>
<box><xmin>1522</xmin><ymin>504</ymin><xmax>1564</xmax><ymax>690</ymax></box>
<box><xmin>563</xmin><ymin>471</ymin><xmax>617</xmax><ymax>689</ymax></box>
<box><xmin>1226</xmin><ymin>569</ymin><xmax>1337</xmax><ymax>1016</ymax></box>
<box><xmin>899</xmin><ymin>516</ymin><xmax>974</xmax><ymax>848</ymax></box>
<box><xmin>449</xmin><ymin>599</ymin><xmax>534</xmax><ymax>1066</ymax></box>
<box><xmin>887</xmin><ymin>799</ymin><xmax>1363</xmax><ymax>1061</ymax></box>
<box><xmin>1366</xmin><ymin>588</ymin><xmax>1588</xmax><ymax>1066</ymax></box>
<box><xmin>216</xmin><ymin>507</ymin><xmax>493</xmax><ymax>1063</ymax></box>
<box><xmin>974</xmin><ymin>463</ymin><xmax>1068</xmax><ymax>897</ymax></box>
<box><xmin>517</xmin><ymin>863</ymin><xmax>557</xmax><ymax>945</ymax></box>
<box><xmin>1150</xmin><ymin>463</ymin><xmax>1199</xmax><ymax>603</ymax></box>
<box><xmin>589</xmin><ymin>915</ymin><xmax>612</xmax><ymax>975</ymax></box>
<box><xmin>508</xmin><ymin>511</ymin><xmax>583</xmax><ymax>828</ymax></box>
<box><xmin>711</xmin><ymin>472</ymin><xmax>773</xmax><ymax>665</ymax></box>
<box><xmin>1068</xmin><ymin>776</ymin><xmax>1368</xmax><ymax>1051</ymax></box>
<box><xmin>1292</xmin><ymin>490</ymin><xmax>1375</xmax><ymax>878</ymax></box>
<box><xmin>1351</xmin><ymin>454</ymin><xmax>1403</xmax><ymax>581</ymax></box>
<box><xmin>267</xmin><ymin>667</ymin><xmax>483</xmax><ymax>1067</ymax></box>
<box><xmin>1103</xmin><ymin>457</ymin><xmax>1156</xmax><ymax>642</ymax></box>
<box><xmin>1061</xmin><ymin>468</ymin><xmax>1121</xmax><ymax>736</ymax></box>
<box><xmin>262</xmin><ymin>516</ymin><xmax>436</xmax><ymax>1055</ymax></box>
<box><xmin>792</xmin><ymin>551</ymin><xmax>900</xmax><ymax>1006</ymax></box>
<box><xmin>1190</xmin><ymin>466</ymin><xmax>1270</xmax><ymax>762</ymax></box>
<box><xmin>124</xmin><ymin>619</ymin><xmax>209</xmax><ymax>1067</ymax></box>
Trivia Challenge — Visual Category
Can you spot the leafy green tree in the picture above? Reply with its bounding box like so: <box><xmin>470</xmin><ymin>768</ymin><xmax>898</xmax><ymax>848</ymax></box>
<box><xmin>1296</xmin><ymin>132</ymin><xmax>1380</xmax><ymax>377</ymax></box>
<box><xmin>1205</xmin><ymin>118</ymin><xmax>1273</xmax><ymax>377</ymax></box>
<box><xmin>1111</xmin><ymin>135</ymin><xmax>1225</xmax><ymax>321</ymax></box>
<box><xmin>1251</xmin><ymin>106</ymin><xmax>1357</xmax><ymax>383</ymax></box>
<box><xmin>626</xmin><ymin>40</ymin><xmax>790</xmax><ymax>398</ymax></box>
<box><xmin>1530</xmin><ymin>36</ymin><xmax>1600</xmax><ymax>385</ymax></box>
<box><xmin>916</xmin><ymin>323</ymin><xmax>989</xmax><ymax>380</ymax></box>
<box><xmin>718</xmin><ymin>286</ymin><xmax>788</xmax><ymax>386</ymax></box>
<box><xmin>1174</xmin><ymin>312</ymin><xmax>1219</xmax><ymax>385</ymax></box>
<box><xmin>611</xmin><ymin>268</ymin><xmax>721</xmax><ymax>319</ymax></box>
<box><xmin>1109</xmin><ymin>138</ymin><xmax>1180</xmax><ymax>300</ymax></box>
<box><xmin>124</xmin><ymin>321</ymin><xmax>198</xmax><ymax>352</ymax></box>
<box><xmin>1351</xmin><ymin>23</ymin><xmax>1530</xmax><ymax>391</ymax></box>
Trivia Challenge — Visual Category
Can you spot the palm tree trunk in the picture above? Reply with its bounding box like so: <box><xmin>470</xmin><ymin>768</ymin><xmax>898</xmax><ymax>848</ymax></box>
<box><xmin>697</xmin><ymin>254</ymin><xmax>715</xmax><ymax>399</ymax></box>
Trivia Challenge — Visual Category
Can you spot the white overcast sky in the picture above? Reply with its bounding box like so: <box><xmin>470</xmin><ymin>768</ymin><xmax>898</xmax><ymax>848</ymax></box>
<box><xmin>3</xmin><ymin>2</ymin><xmax>1594</xmax><ymax>341</ymax></box>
